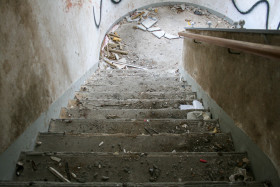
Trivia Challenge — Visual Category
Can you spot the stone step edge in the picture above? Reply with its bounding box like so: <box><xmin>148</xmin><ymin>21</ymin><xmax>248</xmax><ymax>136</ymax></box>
<box><xmin>0</xmin><ymin>181</ymin><xmax>265</xmax><ymax>186</ymax></box>
<box><xmin>39</xmin><ymin>132</ymin><xmax>229</xmax><ymax>137</ymax></box>
<box><xmin>69</xmin><ymin>99</ymin><xmax>198</xmax><ymax>102</ymax></box>
<box><xmin>21</xmin><ymin>151</ymin><xmax>247</xmax><ymax>157</ymax></box>
<box><xmin>51</xmin><ymin>118</ymin><xmax>219</xmax><ymax>123</ymax></box>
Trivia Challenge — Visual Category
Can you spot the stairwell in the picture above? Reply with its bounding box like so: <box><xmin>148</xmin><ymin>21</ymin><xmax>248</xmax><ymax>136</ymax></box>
<box><xmin>5</xmin><ymin>69</ymin><xmax>265</xmax><ymax>186</ymax></box>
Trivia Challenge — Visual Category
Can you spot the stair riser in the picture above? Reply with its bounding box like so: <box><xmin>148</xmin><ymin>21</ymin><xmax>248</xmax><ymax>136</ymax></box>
<box><xmin>60</xmin><ymin>109</ymin><xmax>208</xmax><ymax>119</ymax></box>
<box><xmin>36</xmin><ymin>133</ymin><xmax>234</xmax><ymax>152</ymax></box>
<box><xmin>68</xmin><ymin>99</ymin><xmax>193</xmax><ymax>109</ymax></box>
<box><xmin>15</xmin><ymin>152</ymin><xmax>252</xmax><ymax>183</ymax></box>
<box><xmin>75</xmin><ymin>92</ymin><xmax>196</xmax><ymax>100</ymax></box>
<box><xmin>49</xmin><ymin>119</ymin><xmax>220</xmax><ymax>134</ymax></box>
<box><xmin>87</xmin><ymin>76</ymin><xmax>181</xmax><ymax>83</ymax></box>
<box><xmin>81</xmin><ymin>84</ymin><xmax>191</xmax><ymax>93</ymax></box>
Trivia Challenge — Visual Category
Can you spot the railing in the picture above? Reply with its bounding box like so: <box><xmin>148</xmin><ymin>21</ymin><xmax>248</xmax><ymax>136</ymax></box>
<box><xmin>178</xmin><ymin>31</ymin><xmax>280</xmax><ymax>60</ymax></box>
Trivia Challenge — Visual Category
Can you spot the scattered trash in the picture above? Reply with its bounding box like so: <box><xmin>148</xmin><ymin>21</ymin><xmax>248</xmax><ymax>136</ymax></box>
<box><xmin>109</xmin><ymin>49</ymin><xmax>128</xmax><ymax>55</ymax></box>
<box><xmin>147</xmin><ymin>27</ymin><xmax>161</xmax><ymax>32</ymax></box>
<box><xmin>172</xmin><ymin>150</ymin><xmax>176</xmax><ymax>153</ymax></box>
<box><xmin>212</xmin><ymin>127</ymin><xmax>218</xmax><ymax>133</ymax></box>
<box><xmin>180</xmin><ymin>4</ymin><xmax>186</xmax><ymax>11</ymax></box>
<box><xmin>144</xmin><ymin>127</ymin><xmax>153</xmax><ymax>136</ymax></box>
<box><xmin>229</xmin><ymin>167</ymin><xmax>253</xmax><ymax>182</ymax></box>
<box><xmin>180</xmin><ymin>100</ymin><xmax>204</xmax><ymax>110</ymax></box>
<box><xmin>142</xmin><ymin>17</ymin><xmax>158</xmax><ymax>28</ymax></box>
<box><xmin>180</xmin><ymin>105</ymin><xmax>194</xmax><ymax>110</ymax></box>
<box><xmin>182</xmin><ymin>124</ymin><xmax>188</xmax><ymax>128</ymax></box>
<box><xmin>50</xmin><ymin>156</ymin><xmax>61</xmax><ymax>163</ymax></box>
<box><xmin>150</xmin><ymin>128</ymin><xmax>159</xmax><ymax>134</ymax></box>
<box><xmin>207</xmin><ymin>21</ymin><xmax>212</xmax><ymax>28</ymax></box>
<box><xmin>152</xmin><ymin>30</ymin><xmax>165</xmax><ymax>39</ymax></box>
<box><xmin>113</xmin><ymin>151</ymin><xmax>119</xmax><ymax>155</ymax></box>
<box><xmin>48</xmin><ymin>167</ymin><xmax>71</xmax><ymax>183</ymax></box>
<box><xmin>164</xmin><ymin>33</ymin><xmax>180</xmax><ymax>39</ymax></box>
<box><xmin>16</xmin><ymin>161</ymin><xmax>24</xmax><ymax>176</ymax></box>
<box><xmin>133</xmin><ymin>25</ymin><xmax>147</xmax><ymax>31</ymax></box>
<box><xmin>203</xmin><ymin>112</ymin><xmax>211</xmax><ymax>120</ymax></box>
<box><xmin>242</xmin><ymin>158</ymin><xmax>250</xmax><ymax>164</ymax></box>
<box><xmin>102</xmin><ymin>176</ymin><xmax>110</xmax><ymax>181</ymax></box>
<box><xmin>131</xmin><ymin>11</ymin><xmax>144</xmax><ymax>20</ymax></box>
<box><xmin>193</xmin><ymin>100</ymin><xmax>204</xmax><ymax>109</ymax></box>
<box><xmin>65</xmin><ymin>162</ymin><xmax>71</xmax><ymax>181</ymax></box>
<box><xmin>99</xmin><ymin>141</ymin><xmax>104</xmax><ymax>147</ymax></box>
<box><xmin>36</xmin><ymin>141</ymin><xmax>42</xmax><ymax>146</ymax></box>
<box><xmin>191</xmin><ymin>21</ymin><xmax>196</xmax><ymax>28</ymax></box>
<box><xmin>194</xmin><ymin>9</ymin><xmax>203</xmax><ymax>15</ymax></box>
<box><xmin>31</xmin><ymin>160</ymin><xmax>38</xmax><ymax>171</ymax></box>
<box><xmin>187</xmin><ymin>111</ymin><xmax>211</xmax><ymax>120</ymax></box>
<box><xmin>126</xmin><ymin>16</ymin><xmax>140</xmax><ymax>22</ymax></box>
<box><xmin>199</xmin><ymin>159</ymin><xmax>207</xmax><ymax>163</ymax></box>
<box><xmin>149</xmin><ymin>164</ymin><xmax>161</xmax><ymax>182</ymax></box>
<box><xmin>106</xmin><ymin>115</ymin><xmax>119</xmax><ymax>119</ymax></box>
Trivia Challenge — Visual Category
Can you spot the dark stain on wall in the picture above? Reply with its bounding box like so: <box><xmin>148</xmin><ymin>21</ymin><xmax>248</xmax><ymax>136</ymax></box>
<box><xmin>0</xmin><ymin>0</ymin><xmax>53</xmax><ymax>152</ymax></box>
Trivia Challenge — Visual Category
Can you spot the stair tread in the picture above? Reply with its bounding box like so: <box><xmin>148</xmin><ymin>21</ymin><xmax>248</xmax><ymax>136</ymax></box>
<box><xmin>49</xmin><ymin>119</ymin><xmax>220</xmax><ymax>134</ymax></box>
<box><xmin>68</xmin><ymin>99</ymin><xmax>195</xmax><ymax>109</ymax></box>
<box><xmin>75</xmin><ymin>91</ymin><xmax>196</xmax><ymax>100</ymax></box>
<box><xmin>15</xmin><ymin>152</ymin><xmax>253</xmax><ymax>183</ymax></box>
<box><xmin>60</xmin><ymin>108</ymin><xmax>209</xmax><ymax>119</ymax></box>
<box><xmin>36</xmin><ymin>132</ymin><xmax>233</xmax><ymax>152</ymax></box>
<box><xmin>0</xmin><ymin>181</ymin><xmax>264</xmax><ymax>186</ymax></box>
<box><xmin>80</xmin><ymin>84</ymin><xmax>191</xmax><ymax>93</ymax></box>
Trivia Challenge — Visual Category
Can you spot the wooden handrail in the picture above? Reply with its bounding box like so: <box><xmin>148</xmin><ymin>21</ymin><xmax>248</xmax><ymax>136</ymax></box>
<box><xmin>178</xmin><ymin>31</ymin><xmax>280</xmax><ymax>60</ymax></box>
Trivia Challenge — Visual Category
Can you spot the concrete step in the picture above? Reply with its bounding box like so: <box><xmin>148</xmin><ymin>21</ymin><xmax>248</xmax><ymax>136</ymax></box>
<box><xmin>68</xmin><ymin>99</ymin><xmax>195</xmax><ymax>109</ymax></box>
<box><xmin>75</xmin><ymin>91</ymin><xmax>196</xmax><ymax>100</ymax></box>
<box><xmin>59</xmin><ymin>108</ymin><xmax>209</xmax><ymax>119</ymax></box>
<box><xmin>85</xmin><ymin>79</ymin><xmax>185</xmax><ymax>87</ymax></box>
<box><xmin>80</xmin><ymin>84</ymin><xmax>191</xmax><ymax>93</ymax></box>
<box><xmin>49</xmin><ymin>119</ymin><xmax>220</xmax><ymax>134</ymax></box>
<box><xmin>86</xmin><ymin>76</ymin><xmax>181</xmax><ymax>83</ymax></box>
<box><xmin>15</xmin><ymin>152</ymin><xmax>254</xmax><ymax>183</ymax></box>
<box><xmin>95</xmin><ymin>69</ymin><xmax>179</xmax><ymax>77</ymax></box>
<box><xmin>0</xmin><ymin>181</ymin><xmax>265</xmax><ymax>187</ymax></box>
<box><xmin>36</xmin><ymin>133</ymin><xmax>234</xmax><ymax>153</ymax></box>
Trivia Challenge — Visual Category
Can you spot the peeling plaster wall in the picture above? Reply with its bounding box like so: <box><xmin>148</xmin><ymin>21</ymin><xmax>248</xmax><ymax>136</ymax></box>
<box><xmin>0</xmin><ymin>0</ymin><xmax>279</xmax><ymax>180</ymax></box>
<box><xmin>181</xmin><ymin>30</ymin><xmax>280</xmax><ymax>184</ymax></box>
<box><xmin>0</xmin><ymin>0</ymin><xmax>98</xmax><ymax>153</ymax></box>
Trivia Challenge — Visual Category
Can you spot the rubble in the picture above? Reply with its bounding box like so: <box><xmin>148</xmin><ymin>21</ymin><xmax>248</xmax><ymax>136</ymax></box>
<box><xmin>99</xmin><ymin>141</ymin><xmax>104</xmax><ymax>147</ymax></box>
<box><xmin>164</xmin><ymin>33</ymin><xmax>180</xmax><ymax>39</ymax></box>
<box><xmin>50</xmin><ymin>156</ymin><xmax>61</xmax><ymax>163</ymax></box>
<box><xmin>149</xmin><ymin>164</ymin><xmax>161</xmax><ymax>182</ymax></box>
<box><xmin>180</xmin><ymin>100</ymin><xmax>204</xmax><ymax>110</ymax></box>
<box><xmin>147</xmin><ymin>27</ymin><xmax>161</xmax><ymax>32</ymax></box>
<box><xmin>48</xmin><ymin>167</ymin><xmax>71</xmax><ymax>183</ymax></box>
<box><xmin>142</xmin><ymin>17</ymin><xmax>158</xmax><ymax>28</ymax></box>
<box><xmin>187</xmin><ymin>111</ymin><xmax>211</xmax><ymax>120</ymax></box>
<box><xmin>16</xmin><ymin>161</ymin><xmax>24</xmax><ymax>176</ymax></box>
<box><xmin>152</xmin><ymin>30</ymin><xmax>165</xmax><ymax>39</ymax></box>
<box><xmin>133</xmin><ymin>25</ymin><xmax>147</xmax><ymax>31</ymax></box>
<box><xmin>229</xmin><ymin>167</ymin><xmax>253</xmax><ymax>182</ymax></box>
<box><xmin>36</xmin><ymin>141</ymin><xmax>42</xmax><ymax>147</ymax></box>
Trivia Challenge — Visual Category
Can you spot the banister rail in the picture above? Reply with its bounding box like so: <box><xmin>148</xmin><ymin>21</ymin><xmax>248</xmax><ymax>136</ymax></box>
<box><xmin>178</xmin><ymin>31</ymin><xmax>280</xmax><ymax>60</ymax></box>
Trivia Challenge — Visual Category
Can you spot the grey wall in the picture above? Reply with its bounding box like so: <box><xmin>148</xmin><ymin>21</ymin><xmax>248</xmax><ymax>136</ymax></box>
<box><xmin>181</xmin><ymin>30</ymin><xmax>280</xmax><ymax>185</ymax></box>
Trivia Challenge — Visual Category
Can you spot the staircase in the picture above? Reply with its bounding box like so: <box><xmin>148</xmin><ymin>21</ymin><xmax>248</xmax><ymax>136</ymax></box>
<box><xmin>7</xmin><ymin>69</ymin><xmax>264</xmax><ymax>186</ymax></box>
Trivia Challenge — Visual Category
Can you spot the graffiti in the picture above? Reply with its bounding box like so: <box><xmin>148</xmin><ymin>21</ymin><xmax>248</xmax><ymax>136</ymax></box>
<box><xmin>93</xmin><ymin>0</ymin><xmax>122</xmax><ymax>28</ymax></box>
<box><xmin>232</xmin><ymin>0</ymin><xmax>270</xmax><ymax>29</ymax></box>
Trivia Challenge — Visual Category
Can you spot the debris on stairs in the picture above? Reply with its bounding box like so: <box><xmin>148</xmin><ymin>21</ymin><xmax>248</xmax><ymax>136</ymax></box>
<box><xmin>10</xmin><ymin>69</ymin><xmax>264</xmax><ymax>186</ymax></box>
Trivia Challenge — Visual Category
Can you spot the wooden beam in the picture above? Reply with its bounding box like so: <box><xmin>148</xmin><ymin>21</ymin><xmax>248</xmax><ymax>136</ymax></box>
<box><xmin>178</xmin><ymin>31</ymin><xmax>280</xmax><ymax>60</ymax></box>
